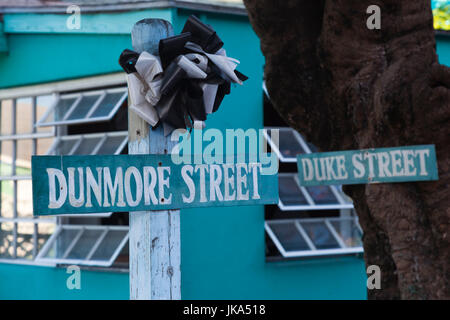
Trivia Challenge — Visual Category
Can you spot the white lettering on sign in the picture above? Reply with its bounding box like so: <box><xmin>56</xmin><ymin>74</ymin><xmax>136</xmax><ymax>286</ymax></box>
<box><xmin>299</xmin><ymin>148</ymin><xmax>432</xmax><ymax>183</ymax></box>
<box><xmin>68</xmin><ymin>167</ymin><xmax>84</xmax><ymax>207</ymax></box>
<box><xmin>143</xmin><ymin>166</ymin><xmax>158</xmax><ymax>205</ymax></box>
<box><xmin>352</xmin><ymin>153</ymin><xmax>365</xmax><ymax>178</ymax></box>
<box><xmin>336</xmin><ymin>155</ymin><xmax>348</xmax><ymax>179</ymax></box>
<box><xmin>181</xmin><ymin>165</ymin><xmax>195</xmax><ymax>203</ymax></box>
<box><xmin>209</xmin><ymin>164</ymin><xmax>223</xmax><ymax>202</ymax></box>
<box><xmin>103</xmin><ymin>167</ymin><xmax>126</xmax><ymax>207</ymax></box>
<box><xmin>157</xmin><ymin>166</ymin><xmax>172</xmax><ymax>205</ymax></box>
<box><xmin>46</xmin><ymin>163</ymin><xmax>264</xmax><ymax>209</ymax></box>
<box><xmin>125</xmin><ymin>166</ymin><xmax>143</xmax><ymax>206</ymax></box>
<box><xmin>86</xmin><ymin>167</ymin><xmax>102</xmax><ymax>208</ymax></box>
<box><xmin>249</xmin><ymin>163</ymin><xmax>261</xmax><ymax>200</ymax></box>
<box><xmin>416</xmin><ymin>149</ymin><xmax>430</xmax><ymax>176</ymax></box>
<box><xmin>402</xmin><ymin>150</ymin><xmax>417</xmax><ymax>176</ymax></box>
<box><xmin>301</xmin><ymin>158</ymin><xmax>314</xmax><ymax>181</ymax></box>
<box><xmin>47</xmin><ymin>168</ymin><xmax>67</xmax><ymax>209</ymax></box>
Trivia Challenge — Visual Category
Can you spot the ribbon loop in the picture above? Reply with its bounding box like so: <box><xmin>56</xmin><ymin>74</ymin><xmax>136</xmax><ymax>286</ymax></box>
<box><xmin>181</xmin><ymin>15</ymin><xmax>223</xmax><ymax>53</ymax></box>
<box><xmin>159</xmin><ymin>32</ymin><xmax>192</xmax><ymax>68</ymax></box>
<box><xmin>119</xmin><ymin>15</ymin><xmax>248</xmax><ymax>136</ymax></box>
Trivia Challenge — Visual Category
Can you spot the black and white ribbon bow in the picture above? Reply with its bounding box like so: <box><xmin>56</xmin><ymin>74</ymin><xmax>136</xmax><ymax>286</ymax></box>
<box><xmin>119</xmin><ymin>15</ymin><xmax>248</xmax><ymax>136</ymax></box>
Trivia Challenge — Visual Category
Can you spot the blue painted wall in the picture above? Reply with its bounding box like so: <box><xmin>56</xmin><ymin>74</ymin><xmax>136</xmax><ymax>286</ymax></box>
<box><xmin>0</xmin><ymin>7</ymin><xmax>369</xmax><ymax>300</ymax></box>
<box><xmin>437</xmin><ymin>34</ymin><xmax>450</xmax><ymax>65</ymax></box>
<box><xmin>0</xmin><ymin>33</ymin><xmax>130</xmax><ymax>88</ymax></box>
<box><xmin>0</xmin><ymin>8</ymin><xmax>173</xmax><ymax>88</ymax></box>
<box><xmin>0</xmin><ymin>263</ymin><xmax>128</xmax><ymax>300</ymax></box>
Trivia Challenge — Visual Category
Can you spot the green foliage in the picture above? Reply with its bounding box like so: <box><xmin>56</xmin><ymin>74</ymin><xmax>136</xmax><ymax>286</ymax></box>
<box><xmin>433</xmin><ymin>3</ymin><xmax>450</xmax><ymax>30</ymax></box>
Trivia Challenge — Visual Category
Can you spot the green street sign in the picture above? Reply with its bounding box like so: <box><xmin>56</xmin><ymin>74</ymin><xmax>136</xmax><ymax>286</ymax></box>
<box><xmin>32</xmin><ymin>155</ymin><xmax>278</xmax><ymax>216</ymax></box>
<box><xmin>297</xmin><ymin>145</ymin><xmax>438</xmax><ymax>186</ymax></box>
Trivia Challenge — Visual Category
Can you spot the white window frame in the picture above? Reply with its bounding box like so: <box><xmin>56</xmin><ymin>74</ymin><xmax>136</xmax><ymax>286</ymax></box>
<box><xmin>262</xmin><ymin>80</ymin><xmax>270</xmax><ymax>99</ymax></box>
<box><xmin>265</xmin><ymin>217</ymin><xmax>363</xmax><ymax>258</ymax></box>
<box><xmin>0</xmin><ymin>96</ymin><xmax>57</xmax><ymax>264</ymax></box>
<box><xmin>46</xmin><ymin>131</ymin><xmax>128</xmax><ymax>156</ymax></box>
<box><xmin>36</xmin><ymin>225</ymin><xmax>129</xmax><ymax>267</ymax></box>
<box><xmin>278</xmin><ymin>173</ymin><xmax>353</xmax><ymax>211</ymax></box>
<box><xmin>36</xmin><ymin>87</ymin><xmax>127</xmax><ymax>127</ymax></box>
<box><xmin>0</xmin><ymin>73</ymin><xmax>130</xmax><ymax>267</ymax></box>
<box><xmin>263</xmin><ymin>127</ymin><xmax>312</xmax><ymax>163</ymax></box>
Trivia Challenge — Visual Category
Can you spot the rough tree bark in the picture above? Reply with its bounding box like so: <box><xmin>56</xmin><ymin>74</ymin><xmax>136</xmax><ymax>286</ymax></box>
<box><xmin>243</xmin><ymin>0</ymin><xmax>450</xmax><ymax>299</ymax></box>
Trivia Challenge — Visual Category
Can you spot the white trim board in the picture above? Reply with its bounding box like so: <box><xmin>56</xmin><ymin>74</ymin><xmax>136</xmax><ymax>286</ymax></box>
<box><xmin>0</xmin><ymin>73</ymin><xmax>127</xmax><ymax>100</ymax></box>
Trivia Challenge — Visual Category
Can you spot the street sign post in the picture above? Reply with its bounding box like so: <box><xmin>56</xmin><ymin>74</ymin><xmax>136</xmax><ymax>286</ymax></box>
<box><xmin>297</xmin><ymin>145</ymin><xmax>438</xmax><ymax>186</ymax></box>
<box><xmin>127</xmin><ymin>18</ymin><xmax>178</xmax><ymax>301</ymax></box>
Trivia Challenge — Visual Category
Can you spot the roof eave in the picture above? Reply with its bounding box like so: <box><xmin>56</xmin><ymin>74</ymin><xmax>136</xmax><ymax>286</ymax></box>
<box><xmin>0</xmin><ymin>0</ymin><xmax>248</xmax><ymax>16</ymax></box>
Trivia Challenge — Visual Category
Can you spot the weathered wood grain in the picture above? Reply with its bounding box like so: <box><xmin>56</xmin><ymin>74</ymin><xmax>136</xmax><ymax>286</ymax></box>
<box><xmin>128</xmin><ymin>18</ymin><xmax>180</xmax><ymax>300</ymax></box>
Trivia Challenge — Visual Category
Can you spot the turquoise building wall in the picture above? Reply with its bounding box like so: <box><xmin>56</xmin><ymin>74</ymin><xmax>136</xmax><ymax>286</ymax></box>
<box><xmin>12</xmin><ymin>6</ymin><xmax>443</xmax><ymax>299</ymax></box>
<box><xmin>0</xmin><ymin>263</ymin><xmax>128</xmax><ymax>300</ymax></box>
<box><xmin>437</xmin><ymin>34</ymin><xmax>450</xmax><ymax>65</ymax></box>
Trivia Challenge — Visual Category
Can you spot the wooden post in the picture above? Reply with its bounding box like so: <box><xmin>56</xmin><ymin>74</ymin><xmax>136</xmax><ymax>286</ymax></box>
<box><xmin>128</xmin><ymin>19</ymin><xmax>181</xmax><ymax>300</ymax></box>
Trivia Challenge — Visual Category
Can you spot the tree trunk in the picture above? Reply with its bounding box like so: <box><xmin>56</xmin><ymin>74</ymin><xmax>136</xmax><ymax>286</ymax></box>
<box><xmin>243</xmin><ymin>0</ymin><xmax>450</xmax><ymax>299</ymax></box>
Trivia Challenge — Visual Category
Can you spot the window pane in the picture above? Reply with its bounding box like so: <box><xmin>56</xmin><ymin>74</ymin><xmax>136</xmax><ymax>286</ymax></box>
<box><xmin>66</xmin><ymin>94</ymin><xmax>101</xmax><ymax>121</ymax></box>
<box><xmin>36</xmin><ymin>95</ymin><xmax>56</xmax><ymax>133</ymax></box>
<box><xmin>305</xmin><ymin>186</ymin><xmax>338</xmax><ymax>205</ymax></box>
<box><xmin>0</xmin><ymin>141</ymin><xmax>14</xmax><ymax>176</ymax></box>
<box><xmin>37</xmin><ymin>226</ymin><xmax>128</xmax><ymax>266</ymax></box>
<box><xmin>90</xmin><ymin>229</ymin><xmax>127</xmax><ymax>261</ymax></box>
<box><xmin>16</xmin><ymin>140</ymin><xmax>32</xmax><ymax>176</ymax></box>
<box><xmin>17</xmin><ymin>180</ymin><xmax>33</xmax><ymax>218</ymax></box>
<box><xmin>330</xmin><ymin>220</ymin><xmax>363</xmax><ymax>247</ymax></box>
<box><xmin>37</xmin><ymin>137</ymin><xmax>54</xmax><ymax>155</ymax></box>
<box><xmin>66</xmin><ymin>229</ymin><xmax>103</xmax><ymax>260</ymax></box>
<box><xmin>1</xmin><ymin>181</ymin><xmax>14</xmax><ymax>219</ymax></box>
<box><xmin>269</xmin><ymin>222</ymin><xmax>310</xmax><ymax>251</ymax></box>
<box><xmin>96</xmin><ymin>135</ymin><xmax>126</xmax><ymax>155</ymax></box>
<box><xmin>16</xmin><ymin>222</ymin><xmax>34</xmax><ymax>260</ymax></box>
<box><xmin>1</xmin><ymin>100</ymin><xmax>12</xmax><ymax>135</ymax></box>
<box><xmin>279</xmin><ymin>175</ymin><xmax>308</xmax><ymax>206</ymax></box>
<box><xmin>43</xmin><ymin>228</ymin><xmax>79</xmax><ymax>259</ymax></box>
<box><xmin>268</xmin><ymin>129</ymin><xmax>306</xmax><ymax>159</ymax></box>
<box><xmin>301</xmin><ymin>221</ymin><xmax>340</xmax><ymax>249</ymax></box>
<box><xmin>36</xmin><ymin>89</ymin><xmax>126</xmax><ymax>126</ymax></box>
<box><xmin>0</xmin><ymin>221</ymin><xmax>14</xmax><ymax>258</ymax></box>
<box><xmin>114</xmin><ymin>240</ymin><xmax>129</xmax><ymax>266</ymax></box>
<box><xmin>90</xmin><ymin>91</ymin><xmax>125</xmax><ymax>118</ymax></box>
<box><xmin>16</xmin><ymin>98</ymin><xmax>33</xmax><ymax>134</ymax></box>
<box><xmin>72</xmin><ymin>137</ymin><xmax>102</xmax><ymax>155</ymax></box>
<box><xmin>52</xmin><ymin>97</ymin><xmax>78</xmax><ymax>123</ymax></box>
<box><xmin>37</xmin><ymin>223</ymin><xmax>55</xmax><ymax>252</ymax></box>
<box><xmin>53</xmin><ymin>139</ymin><xmax>75</xmax><ymax>155</ymax></box>
<box><xmin>51</xmin><ymin>133</ymin><xmax>127</xmax><ymax>156</ymax></box>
